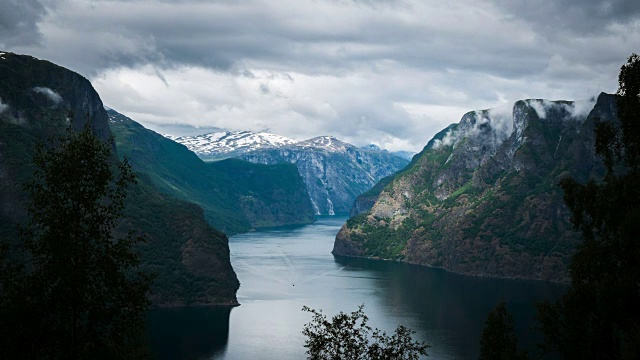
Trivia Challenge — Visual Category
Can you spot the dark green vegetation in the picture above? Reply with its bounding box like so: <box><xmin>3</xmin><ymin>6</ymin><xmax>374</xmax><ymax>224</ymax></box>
<box><xmin>109</xmin><ymin>110</ymin><xmax>315</xmax><ymax>234</ymax></box>
<box><xmin>478</xmin><ymin>303</ymin><xmax>528</xmax><ymax>360</ymax></box>
<box><xmin>535</xmin><ymin>54</ymin><xmax>640</xmax><ymax>360</ymax></box>
<box><xmin>0</xmin><ymin>52</ymin><xmax>239</xmax><ymax>307</ymax></box>
<box><xmin>0</xmin><ymin>127</ymin><xmax>151</xmax><ymax>359</ymax></box>
<box><xmin>301</xmin><ymin>305</ymin><xmax>429</xmax><ymax>360</ymax></box>
<box><xmin>334</xmin><ymin>91</ymin><xmax>615</xmax><ymax>282</ymax></box>
<box><xmin>476</xmin><ymin>54</ymin><xmax>640</xmax><ymax>360</ymax></box>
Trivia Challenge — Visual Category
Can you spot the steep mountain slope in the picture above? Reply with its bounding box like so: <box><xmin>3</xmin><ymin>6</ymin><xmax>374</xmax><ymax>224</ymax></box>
<box><xmin>334</xmin><ymin>94</ymin><xmax>614</xmax><ymax>282</ymax></box>
<box><xmin>166</xmin><ymin>131</ymin><xmax>298</xmax><ymax>160</ymax></box>
<box><xmin>170</xmin><ymin>131</ymin><xmax>410</xmax><ymax>215</ymax></box>
<box><xmin>0</xmin><ymin>52</ymin><xmax>238</xmax><ymax>306</ymax></box>
<box><xmin>109</xmin><ymin>110</ymin><xmax>315</xmax><ymax>234</ymax></box>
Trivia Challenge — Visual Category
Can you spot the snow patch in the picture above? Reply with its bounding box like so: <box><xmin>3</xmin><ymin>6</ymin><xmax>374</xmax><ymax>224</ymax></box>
<box><xmin>33</xmin><ymin>87</ymin><xmax>63</xmax><ymax>104</ymax></box>
<box><xmin>168</xmin><ymin>130</ymin><xmax>299</xmax><ymax>157</ymax></box>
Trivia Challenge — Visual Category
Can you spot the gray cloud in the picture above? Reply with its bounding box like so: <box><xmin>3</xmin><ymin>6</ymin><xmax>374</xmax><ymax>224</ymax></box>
<box><xmin>0</xmin><ymin>0</ymin><xmax>47</xmax><ymax>47</ymax></box>
<box><xmin>492</xmin><ymin>0</ymin><xmax>640</xmax><ymax>35</ymax></box>
<box><xmin>1</xmin><ymin>0</ymin><xmax>639</xmax><ymax>151</ymax></box>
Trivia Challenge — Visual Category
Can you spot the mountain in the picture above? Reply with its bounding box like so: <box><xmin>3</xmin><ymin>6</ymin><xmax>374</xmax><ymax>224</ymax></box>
<box><xmin>391</xmin><ymin>150</ymin><xmax>417</xmax><ymax>161</ymax></box>
<box><xmin>333</xmin><ymin>94</ymin><xmax>615</xmax><ymax>282</ymax></box>
<box><xmin>108</xmin><ymin>110</ymin><xmax>315</xmax><ymax>234</ymax></box>
<box><xmin>166</xmin><ymin>131</ymin><xmax>298</xmax><ymax>161</ymax></box>
<box><xmin>0</xmin><ymin>52</ymin><xmax>238</xmax><ymax>306</ymax></box>
<box><xmin>169</xmin><ymin>131</ymin><xmax>411</xmax><ymax>215</ymax></box>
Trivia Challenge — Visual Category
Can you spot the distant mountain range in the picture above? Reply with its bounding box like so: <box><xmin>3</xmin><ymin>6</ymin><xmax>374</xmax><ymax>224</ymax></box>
<box><xmin>166</xmin><ymin>131</ymin><xmax>299</xmax><ymax>160</ymax></box>
<box><xmin>334</xmin><ymin>94</ymin><xmax>611</xmax><ymax>283</ymax></box>
<box><xmin>168</xmin><ymin>132</ymin><xmax>412</xmax><ymax>215</ymax></box>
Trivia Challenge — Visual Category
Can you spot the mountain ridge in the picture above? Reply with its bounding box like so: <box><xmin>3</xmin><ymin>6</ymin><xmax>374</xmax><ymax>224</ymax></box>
<box><xmin>0</xmin><ymin>51</ymin><xmax>239</xmax><ymax>306</ymax></box>
<box><xmin>333</xmin><ymin>94</ymin><xmax>610</xmax><ymax>283</ymax></box>
<box><xmin>168</xmin><ymin>130</ymin><xmax>411</xmax><ymax>215</ymax></box>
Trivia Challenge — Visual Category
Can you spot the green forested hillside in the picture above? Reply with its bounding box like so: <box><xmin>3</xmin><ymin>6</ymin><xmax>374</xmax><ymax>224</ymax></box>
<box><xmin>108</xmin><ymin>109</ymin><xmax>315</xmax><ymax>234</ymax></box>
<box><xmin>0</xmin><ymin>52</ymin><xmax>239</xmax><ymax>306</ymax></box>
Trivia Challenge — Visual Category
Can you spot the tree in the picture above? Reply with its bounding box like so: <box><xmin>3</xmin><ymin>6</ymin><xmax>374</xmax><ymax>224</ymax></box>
<box><xmin>479</xmin><ymin>303</ymin><xmax>528</xmax><ymax>360</ymax></box>
<box><xmin>301</xmin><ymin>304</ymin><xmax>429</xmax><ymax>360</ymax></box>
<box><xmin>537</xmin><ymin>54</ymin><xmax>640</xmax><ymax>359</ymax></box>
<box><xmin>0</xmin><ymin>126</ymin><xmax>152</xmax><ymax>359</ymax></box>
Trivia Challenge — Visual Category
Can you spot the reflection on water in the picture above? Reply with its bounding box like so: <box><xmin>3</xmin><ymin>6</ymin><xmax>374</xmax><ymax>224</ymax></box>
<box><xmin>333</xmin><ymin>257</ymin><xmax>565</xmax><ymax>359</ymax></box>
<box><xmin>147</xmin><ymin>306</ymin><xmax>231</xmax><ymax>360</ymax></box>
<box><xmin>147</xmin><ymin>216</ymin><xmax>566</xmax><ymax>360</ymax></box>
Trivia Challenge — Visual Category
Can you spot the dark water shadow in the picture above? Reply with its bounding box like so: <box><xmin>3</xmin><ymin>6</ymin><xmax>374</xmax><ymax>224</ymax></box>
<box><xmin>146</xmin><ymin>306</ymin><xmax>232</xmax><ymax>360</ymax></box>
<box><xmin>334</xmin><ymin>256</ymin><xmax>567</xmax><ymax>359</ymax></box>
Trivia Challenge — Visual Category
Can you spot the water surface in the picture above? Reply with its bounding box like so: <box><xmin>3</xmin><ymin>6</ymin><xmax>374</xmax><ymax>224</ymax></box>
<box><xmin>148</xmin><ymin>216</ymin><xmax>566</xmax><ymax>359</ymax></box>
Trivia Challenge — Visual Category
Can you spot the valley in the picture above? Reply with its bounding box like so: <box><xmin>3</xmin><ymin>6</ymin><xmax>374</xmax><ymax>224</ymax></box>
<box><xmin>147</xmin><ymin>216</ymin><xmax>566</xmax><ymax>360</ymax></box>
<box><xmin>2</xmin><ymin>0</ymin><xmax>640</xmax><ymax>356</ymax></box>
<box><xmin>169</xmin><ymin>131</ymin><xmax>411</xmax><ymax>215</ymax></box>
<box><xmin>0</xmin><ymin>45</ymin><xmax>635</xmax><ymax>360</ymax></box>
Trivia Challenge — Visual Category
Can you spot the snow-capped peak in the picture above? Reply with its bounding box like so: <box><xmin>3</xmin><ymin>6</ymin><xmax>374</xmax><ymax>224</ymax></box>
<box><xmin>297</xmin><ymin>136</ymin><xmax>351</xmax><ymax>152</ymax></box>
<box><xmin>165</xmin><ymin>130</ymin><xmax>408</xmax><ymax>161</ymax></box>
<box><xmin>166</xmin><ymin>130</ymin><xmax>298</xmax><ymax>158</ymax></box>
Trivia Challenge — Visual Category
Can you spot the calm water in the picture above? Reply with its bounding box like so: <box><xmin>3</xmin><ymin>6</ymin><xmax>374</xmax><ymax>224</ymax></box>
<box><xmin>148</xmin><ymin>216</ymin><xmax>566</xmax><ymax>359</ymax></box>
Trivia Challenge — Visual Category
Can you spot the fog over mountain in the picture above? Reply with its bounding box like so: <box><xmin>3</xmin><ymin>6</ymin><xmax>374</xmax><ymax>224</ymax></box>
<box><xmin>1</xmin><ymin>0</ymin><xmax>639</xmax><ymax>152</ymax></box>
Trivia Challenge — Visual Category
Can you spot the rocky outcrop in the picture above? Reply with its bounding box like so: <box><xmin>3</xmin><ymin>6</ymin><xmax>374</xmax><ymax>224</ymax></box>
<box><xmin>0</xmin><ymin>52</ymin><xmax>239</xmax><ymax>306</ymax></box>
<box><xmin>334</xmin><ymin>95</ymin><xmax>614</xmax><ymax>282</ymax></box>
<box><xmin>238</xmin><ymin>137</ymin><xmax>410</xmax><ymax>215</ymax></box>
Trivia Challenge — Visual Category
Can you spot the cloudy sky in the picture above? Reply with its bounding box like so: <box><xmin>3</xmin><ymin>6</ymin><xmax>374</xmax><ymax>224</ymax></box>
<box><xmin>2</xmin><ymin>0</ymin><xmax>640</xmax><ymax>151</ymax></box>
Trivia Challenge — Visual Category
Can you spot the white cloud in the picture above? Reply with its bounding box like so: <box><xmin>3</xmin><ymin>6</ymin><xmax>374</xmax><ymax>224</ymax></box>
<box><xmin>487</xmin><ymin>102</ymin><xmax>515</xmax><ymax>140</ymax></box>
<box><xmin>33</xmin><ymin>87</ymin><xmax>63</xmax><ymax>104</ymax></box>
<box><xmin>0</xmin><ymin>97</ymin><xmax>9</xmax><ymax>114</ymax></box>
<box><xmin>4</xmin><ymin>0</ymin><xmax>637</xmax><ymax>151</ymax></box>
<box><xmin>528</xmin><ymin>99</ymin><xmax>549</xmax><ymax>119</ymax></box>
<box><xmin>564</xmin><ymin>97</ymin><xmax>598</xmax><ymax>119</ymax></box>
<box><xmin>432</xmin><ymin>127</ymin><xmax>458</xmax><ymax>149</ymax></box>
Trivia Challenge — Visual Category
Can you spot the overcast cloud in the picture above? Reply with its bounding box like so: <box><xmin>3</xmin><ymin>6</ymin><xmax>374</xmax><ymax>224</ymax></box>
<box><xmin>2</xmin><ymin>0</ymin><xmax>639</xmax><ymax>151</ymax></box>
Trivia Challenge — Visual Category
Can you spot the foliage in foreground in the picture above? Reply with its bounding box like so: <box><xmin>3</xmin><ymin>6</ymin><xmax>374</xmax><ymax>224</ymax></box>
<box><xmin>479</xmin><ymin>303</ymin><xmax>528</xmax><ymax>360</ymax></box>
<box><xmin>301</xmin><ymin>305</ymin><xmax>429</xmax><ymax>360</ymax></box>
<box><xmin>535</xmin><ymin>53</ymin><xmax>640</xmax><ymax>360</ymax></box>
<box><xmin>0</xmin><ymin>126</ymin><xmax>152</xmax><ymax>359</ymax></box>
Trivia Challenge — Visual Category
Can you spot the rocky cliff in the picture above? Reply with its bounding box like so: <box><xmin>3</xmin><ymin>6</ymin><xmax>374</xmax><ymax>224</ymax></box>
<box><xmin>238</xmin><ymin>137</ymin><xmax>410</xmax><ymax>215</ymax></box>
<box><xmin>334</xmin><ymin>94</ymin><xmax>615</xmax><ymax>282</ymax></box>
<box><xmin>169</xmin><ymin>131</ymin><xmax>410</xmax><ymax>215</ymax></box>
<box><xmin>0</xmin><ymin>52</ymin><xmax>239</xmax><ymax>306</ymax></box>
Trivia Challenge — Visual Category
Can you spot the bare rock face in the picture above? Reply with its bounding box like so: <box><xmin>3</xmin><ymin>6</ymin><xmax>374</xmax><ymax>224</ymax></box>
<box><xmin>170</xmin><ymin>132</ymin><xmax>410</xmax><ymax>215</ymax></box>
<box><xmin>237</xmin><ymin>137</ymin><xmax>409</xmax><ymax>215</ymax></box>
<box><xmin>334</xmin><ymin>94</ymin><xmax>614</xmax><ymax>283</ymax></box>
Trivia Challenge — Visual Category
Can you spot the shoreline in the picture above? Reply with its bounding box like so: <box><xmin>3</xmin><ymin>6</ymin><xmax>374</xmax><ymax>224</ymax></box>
<box><xmin>332</xmin><ymin>253</ymin><xmax>570</xmax><ymax>285</ymax></box>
